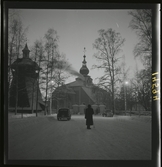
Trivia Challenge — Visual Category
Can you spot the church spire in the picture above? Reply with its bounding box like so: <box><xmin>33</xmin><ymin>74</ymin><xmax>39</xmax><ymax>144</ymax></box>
<box><xmin>79</xmin><ymin>47</ymin><xmax>89</xmax><ymax>76</ymax></box>
<box><xmin>82</xmin><ymin>48</ymin><xmax>87</xmax><ymax>64</ymax></box>
<box><xmin>22</xmin><ymin>43</ymin><xmax>30</xmax><ymax>58</ymax></box>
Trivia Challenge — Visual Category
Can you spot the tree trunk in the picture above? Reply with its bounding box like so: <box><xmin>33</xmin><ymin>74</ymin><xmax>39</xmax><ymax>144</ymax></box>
<box><xmin>112</xmin><ymin>87</ymin><xmax>115</xmax><ymax>116</ymax></box>
<box><xmin>15</xmin><ymin>69</ymin><xmax>18</xmax><ymax>115</ymax></box>
<box><xmin>36</xmin><ymin>79</ymin><xmax>39</xmax><ymax>117</ymax></box>
<box><xmin>31</xmin><ymin>80</ymin><xmax>35</xmax><ymax>113</ymax></box>
<box><xmin>15</xmin><ymin>36</ymin><xmax>19</xmax><ymax>115</ymax></box>
<box><xmin>21</xmin><ymin>107</ymin><xmax>24</xmax><ymax>118</ymax></box>
<box><xmin>45</xmin><ymin>63</ymin><xmax>49</xmax><ymax>115</ymax></box>
<box><xmin>36</xmin><ymin>47</ymin><xmax>41</xmax><ymax>117</ymax></box>
<box><xmin>8</xmin><ymin>45</ymin><xmax>13</xmax><ymax>109</ymax></box>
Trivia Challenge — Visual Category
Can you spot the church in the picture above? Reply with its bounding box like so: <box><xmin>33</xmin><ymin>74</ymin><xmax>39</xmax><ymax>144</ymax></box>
<box><xmin>52</xmin><ymin>50</ymin><xmax>111</xmax><ymax>114</ymax></box>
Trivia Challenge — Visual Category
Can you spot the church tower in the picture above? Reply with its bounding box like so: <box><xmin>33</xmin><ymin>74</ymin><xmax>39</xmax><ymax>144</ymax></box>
<box><xmin>79</xmin><ymin>48</ymin><xmax>93</xmax><ymax>86</ymax></box>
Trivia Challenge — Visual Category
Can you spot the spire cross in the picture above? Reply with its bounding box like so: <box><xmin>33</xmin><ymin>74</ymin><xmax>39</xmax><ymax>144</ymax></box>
<box><xmin>25</xmin><ymin>38</ymin><xmax>28</xmax><ymax>45</ymax></box>
<box><xmin>84</xmin><ymin>47</ymin><xmax>86</xmax><ymax>55</ymax></box>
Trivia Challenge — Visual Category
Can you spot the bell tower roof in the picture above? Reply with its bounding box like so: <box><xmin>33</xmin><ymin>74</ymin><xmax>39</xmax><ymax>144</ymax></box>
<box><xmin>22</xmin><ymin>43</ymin><xmax>30</xmax><ymax>58</ymax></box>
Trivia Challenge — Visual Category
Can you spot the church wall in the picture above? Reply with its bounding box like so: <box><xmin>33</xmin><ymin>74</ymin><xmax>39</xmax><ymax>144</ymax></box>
<box><xmin>72</xmin><ymin>87</ymin><xmax>80</xmax><ymax>105</ymax></box>
<box><xmin>71</xmin><ymin>86</ymin><xmax>94</xmax><ymax>106</ymax></box>
<box><xmin>52</xmin><ymin>93</ymin><xmax>75</xmax><ymax>110</ymax></box>
<box><xmin>80</xmin><ymin>87</ymin><xmax>94</xmax><ymax>106</ymax></box>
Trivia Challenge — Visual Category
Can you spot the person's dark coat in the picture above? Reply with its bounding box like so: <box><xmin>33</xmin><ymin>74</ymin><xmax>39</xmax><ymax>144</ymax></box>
<box><xmin>85</xmin><ymin>105</ymin><xmax>94</xmax><ymax>126</ymax></box>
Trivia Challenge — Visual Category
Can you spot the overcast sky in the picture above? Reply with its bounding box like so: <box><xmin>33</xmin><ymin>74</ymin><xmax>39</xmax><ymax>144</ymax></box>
<box><xmin>16</xmin><ymin>9</ymin><xmax>143</xmax><ymax>84</ymax></box>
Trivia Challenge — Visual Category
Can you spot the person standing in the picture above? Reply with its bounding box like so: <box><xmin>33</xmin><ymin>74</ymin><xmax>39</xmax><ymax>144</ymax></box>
<box><xmin>85</xmin><ymin>104</ymin><xmax>94</xmax><ymax>129</ymax></box>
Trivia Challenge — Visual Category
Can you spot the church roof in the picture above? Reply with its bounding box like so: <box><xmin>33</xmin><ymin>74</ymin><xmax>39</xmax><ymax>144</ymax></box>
<box><xmin>22</xmin><ymin>43</ymin><xmax>30</xmax><ymax>52</ymax></box>
<box><xmin>11</xmin><ymin>43</ymin><xmax>41</xmax><ymax>71</ymax></box>
<box><xmin>82</xmin><ymin>87</ymin><xmax>95</xmax><ymax>102</ymax></box>
<box><xmin>65</xmin><ymin>81</ymin><xmax>95</xmax><ymax>103</ymax></box>
<box><xmin>11</xmin><ymin>58</ymin><xmax>40</xmax><ymax>70</ymax></box>
<box><xmin>66</xmin><ymin>78</ymin><xmax>84</xmax><ymax>87</ymax></box>
<box><xmin>53</xmin><ymin>85</ymin><xmax>76</xmax><ymax>95</ymax></box>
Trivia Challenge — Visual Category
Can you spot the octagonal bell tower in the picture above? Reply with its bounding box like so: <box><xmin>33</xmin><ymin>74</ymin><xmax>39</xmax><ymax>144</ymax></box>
<box><xmin>9</xmin><ymin>44</ymin><xmax>44</xmax><ymax>113</ymax></box>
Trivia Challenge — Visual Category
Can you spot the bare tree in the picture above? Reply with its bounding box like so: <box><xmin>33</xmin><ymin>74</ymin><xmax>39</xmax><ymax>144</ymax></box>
<box><xmin>128</xmin><ymin>9</ymin><xmax>152</xmax><ymax>111</ymax></box>
<box><xmin>49</xmin><ymin>53</ymin><xmax>70</xmax><ymax>111</ymax></box>
<box><xmin>128</xmin><ymin>9</ymin><xmax>152</xmax><ymax>68</ymax></box>
<box><xmin>30</xmin><ymin>39</ymin><xmax>44</xmax><ymax>115</ymax></box>
<box><xmin>135</xmin><ymin>69</ymin><xmax>151</xmax><ymax>111</ymax></box>
<box><xmin>93</xmin><ymin>28</ymin><xmax>125</xmax><ymax>115</ymax></box>
<box><xmin>43</xmin><ymin>28</ymin><xmax>59</xmax><ymax>114</ymax></box>
<box><xmin>8</xmin><ymin>9</ymin><xmax>28</xmax><ymax>114</ymax></box>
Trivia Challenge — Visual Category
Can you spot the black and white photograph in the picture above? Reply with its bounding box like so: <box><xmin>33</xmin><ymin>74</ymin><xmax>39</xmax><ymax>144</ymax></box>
<box><xmin>2</xmin><ymin>1</ymin><xmax>160</xmax><ymax>167</ymax></box>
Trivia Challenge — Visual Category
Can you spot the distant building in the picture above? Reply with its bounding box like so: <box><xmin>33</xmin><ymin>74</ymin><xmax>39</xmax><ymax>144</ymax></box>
<box><xmin>9</xmin><ymin>44</ymin><xmax>45</xmax><ymax>113</ymax></box>
<box><xmin>52</xmin><ymin>50</ymin><xmax>111</xmax><ymax>114</ymax></box>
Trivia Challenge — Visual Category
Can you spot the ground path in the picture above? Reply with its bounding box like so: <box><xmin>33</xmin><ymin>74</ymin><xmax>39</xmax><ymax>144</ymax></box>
<box><xmin>8</xmin><ymin>114</ymin><xmax>151</xmax><ymax>160</ymax></box>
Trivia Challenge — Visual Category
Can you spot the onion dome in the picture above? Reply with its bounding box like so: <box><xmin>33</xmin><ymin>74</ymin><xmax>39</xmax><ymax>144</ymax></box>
<box><xmin>79</xmin><ymin>54</ymin><xmax>89</xmax><ymax>76</ymax></box>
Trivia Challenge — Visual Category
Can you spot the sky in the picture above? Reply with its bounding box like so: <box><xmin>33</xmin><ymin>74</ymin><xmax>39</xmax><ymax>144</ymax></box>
<box><xmin>16</xmin><ymin>9</ymin><xmax>143</xmax><ymax>84</ymax></box>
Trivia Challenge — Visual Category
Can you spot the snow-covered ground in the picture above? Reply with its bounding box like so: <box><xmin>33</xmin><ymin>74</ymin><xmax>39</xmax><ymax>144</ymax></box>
<box><xmin>8</xmin><ymin>114</ymin><xmax>151</xmax><ymax>160</ymax></box>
